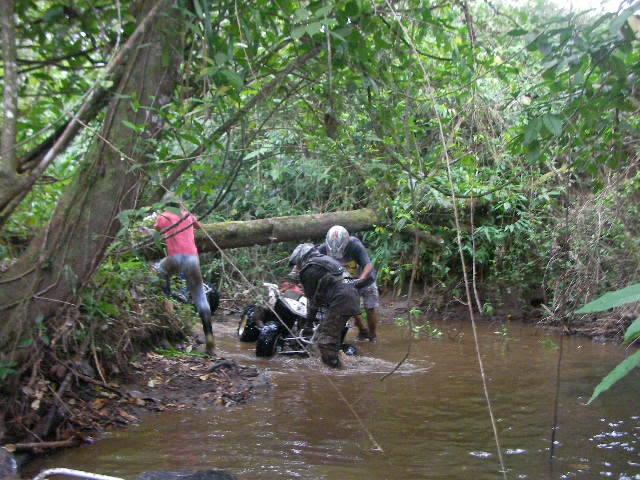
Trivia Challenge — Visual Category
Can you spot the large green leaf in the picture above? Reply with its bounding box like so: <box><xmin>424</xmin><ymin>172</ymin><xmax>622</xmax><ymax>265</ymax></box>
<box><xmin>542</xmin><ymin>114</ymin><xmax>563</xmax><ymax>137</ymax></box>
<box><xmin>575</xmin><ymin>283</ymin><xmax>640</xmax><ymax>313</ymax></box>
<box><xmin>623</xmin><ymin>317</ymin><xmax>640</xmax><ymax>344</ymax></box>
<box><xmin>609</xmin><ymin>3</ymin><xmax>640</xmax><ymax>35</ymax></box>
<box><xmin>523</xmin><ymin>118</ymin><xmax>540</xmax><ymax>145</ymax></box>
<box><xmin>587</xmin><ymin>350</ymin><xmax>640</xmax><ymax>404</ymax></box>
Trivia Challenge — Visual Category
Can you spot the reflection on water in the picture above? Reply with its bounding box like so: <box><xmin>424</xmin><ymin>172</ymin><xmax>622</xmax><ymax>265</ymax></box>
<box><xmin>25</xmin><ymin>317</ymin><xmax>640</xmax><ymax>479</ymax></box>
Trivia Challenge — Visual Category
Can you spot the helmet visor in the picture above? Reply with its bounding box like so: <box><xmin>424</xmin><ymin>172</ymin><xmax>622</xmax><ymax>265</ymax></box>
<box><xmin>327</xmin><ymin>242</ymin><xmax>347</xmax><ymax>259</ymax></box>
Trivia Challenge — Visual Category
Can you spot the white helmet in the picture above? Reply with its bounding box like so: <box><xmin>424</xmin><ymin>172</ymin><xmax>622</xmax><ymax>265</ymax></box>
<box><xmin>289</xmin><ymin>243</ymin><xmax>316</xmax><ymax>268</ymax></box>
<box><xmin>326</xmin><ymin>225</ymin><xmax>349</xmax><ymax>259</ymax></box>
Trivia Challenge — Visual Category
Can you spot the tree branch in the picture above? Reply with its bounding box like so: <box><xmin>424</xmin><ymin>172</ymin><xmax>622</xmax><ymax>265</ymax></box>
<box><xmin>152</xmin><ymin>44</ymin><xmax>323</xmax><ymax>201</ymax></box>
<box><xmin>0</xmin><ymin>0</ymin><xmax>19</xmax><ymax>187</ymax></box>
<box><xmin>0</xmin><ymin>0</ymin><xmax>169</xmax><ymax>230</ymax></box>
<box><xmin>18</xmin><ymin>88</ymin><xmax>112</xmax><ymax>173</ymax></box>
<box><xmin>377</xmin><ymin>14</ymin><xmax>453</xmax><ymax>62</ymax></box>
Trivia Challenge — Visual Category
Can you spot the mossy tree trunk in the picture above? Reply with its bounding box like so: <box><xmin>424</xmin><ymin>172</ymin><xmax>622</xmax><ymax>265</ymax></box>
<box><xmin>137</xmin><ymin>208</ymin><xmax>441</xmax><ymax>257</ymax></box>
<box><xmin>196</xmin><ymin>209</ymin><xmax>380</xmax><ymax>251</ymax></box>
<box><xmin>0</xmin><ymin>0</ymin><xmax>184</xmax><ymax>365</ymax></box>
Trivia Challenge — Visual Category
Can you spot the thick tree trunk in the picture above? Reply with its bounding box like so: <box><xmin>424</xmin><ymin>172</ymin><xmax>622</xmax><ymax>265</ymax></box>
<box><xmin>140</xmin><ymin>208</ymin><xmax>442</xmax><ymax>255</ymax></box>
<box><xmin>0</xmin><ymin>0</ymin><xmax>19</xmax><ymax>193</ymax></box>
<box><xmin>197</xmin><ymin>208</ymin><xmax>379</xmax><ymax>251</ymax></box>
<box><xmin>0</xmin><ymin>0</ymin><xmax>183</xmax><ymax>359</ymax></box>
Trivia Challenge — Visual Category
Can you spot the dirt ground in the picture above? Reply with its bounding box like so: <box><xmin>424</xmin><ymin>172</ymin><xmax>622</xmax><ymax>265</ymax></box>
<box><xmin>120</xmin><ymin>350</ymin><xmax>268</xmax><ymax>411</ymax></box>
<box><xmin>2</xmin><ymin>339</ymin><xmax>268</xmax><ymax>459</ymax></box>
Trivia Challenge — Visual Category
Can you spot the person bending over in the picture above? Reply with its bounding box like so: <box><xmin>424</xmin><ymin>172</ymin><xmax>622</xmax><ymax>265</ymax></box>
<box><xmin>319</xmin><ymin>225</ymin><xmax>380</xmax><ymax>342</ymax></box>
<box><xmin>289</xmin><ymin>243</ymin><xmax>361</xmax><ymax>368</ymax></box>
<box><xmin>154</xmin><ymin>195</ymin><xmax>214</xmax><ymax>355</ymax></box>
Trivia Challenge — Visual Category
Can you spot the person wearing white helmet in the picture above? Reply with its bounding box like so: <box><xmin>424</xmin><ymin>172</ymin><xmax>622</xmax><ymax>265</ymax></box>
<box><xmin>319</xmin><ymin>225</ymin><xmax>380</xmax><ymax>342</ymax></box>
<box><xmin>288</xmin><ymin>243</ymin><xmax>361</xmax><ymax>368</ymax></box>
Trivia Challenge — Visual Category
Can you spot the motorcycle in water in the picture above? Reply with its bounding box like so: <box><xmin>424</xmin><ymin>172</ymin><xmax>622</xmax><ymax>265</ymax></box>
<box><xmin>237</xmin><ymin>282</ymin><xmax>357</xmax><ymax>358</ymax></box>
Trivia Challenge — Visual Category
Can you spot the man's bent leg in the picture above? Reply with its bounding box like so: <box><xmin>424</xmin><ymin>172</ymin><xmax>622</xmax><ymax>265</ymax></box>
<box><xmin>361</xmin><ymin>283</ymin><xmax>380</xmax><ymax>341</ymax></box>
<box><xmin>157</xmin><ymin>256</ymin><xmax>180</xmax><ymax>296</ymax></box>
<box><xmin>353</xmin><ymin>314</ymin><xmax>369</xmax><ymax>340</ymax></box>
<box><xmin>183</xmin><ymin>256</ymin><xmax>214</xmax><ymax>354</ymax></box>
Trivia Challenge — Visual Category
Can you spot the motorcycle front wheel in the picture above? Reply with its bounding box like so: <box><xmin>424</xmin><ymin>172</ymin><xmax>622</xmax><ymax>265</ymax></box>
<box><xmin>255</xmin><ymin>323</ymin><xmax>282</xmax><ymax>357</ymax></box>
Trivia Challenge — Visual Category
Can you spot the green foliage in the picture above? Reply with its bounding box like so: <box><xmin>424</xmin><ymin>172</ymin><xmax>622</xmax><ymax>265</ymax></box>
<box><xmin>512</xmin><ymin>3</ymin><xmax>640</xmax><ymax>171</ymax></box>
<box><xmin>624</xmin><ymin>317</ymin><xmax>640</xmax><ymax>345</ymax></box>
<box><xmin>0</xmin><ymin>361</ymin><xmax>17</xmax><ymax>382</ymax></box>
<box><xmin>155</xmin><ymin>347</ymin><xmax>208</xmax><ymax>359</ymax></box>
<box><xmin>575</xmin><ymin>283</ymin><xmax>640</xmax><ymax>403</ymax></box>
<box><xmin>395</xmin><ymin>308</ymin><xmax>443</xmax><ymax>339</ymax></box>
<box><xmin>80</xmin><ymin>256</ymin><xmax>194</xmax><ymax>369</ymax></box>
<box><xmin>494</xmin><ymin>326</ymin><xmax>516</xmax><ymax>343</ymax></box>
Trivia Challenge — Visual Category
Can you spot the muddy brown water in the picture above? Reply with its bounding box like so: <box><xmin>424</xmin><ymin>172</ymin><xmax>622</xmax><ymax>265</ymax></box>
<box><xmin>25</xmin><ymin>317</ymin><xmax>640</xmax><ymax>479</ymax></box>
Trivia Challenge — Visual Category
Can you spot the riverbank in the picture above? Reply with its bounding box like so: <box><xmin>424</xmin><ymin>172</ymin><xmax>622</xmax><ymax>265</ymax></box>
<box><xmin>2</xmin><ymin>339</ymin><xmax>267</xmax><ymax>448</ymax></box>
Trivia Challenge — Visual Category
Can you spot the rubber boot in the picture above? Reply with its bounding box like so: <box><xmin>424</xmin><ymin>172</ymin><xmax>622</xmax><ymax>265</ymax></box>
<box><xmin>366</xmin><ymin>309</ymin><xmax>378</xmax><ymax>343</ymax></box>
<box><xmin>200</xmin><ymin>310</ymin><xmax>215</xmax><ymax>356</ymax></box>
<box><xmin>205</xmin><ymin>334</ymin><xmax>215</xmax><ymax>356</ymax></box>
<box><xmin>356</xmin><ymin>329</ymin><xmax>369</xmax><ymax>341</ymax></box>
<box><xmin>319</xmin><ymin>343</ymin><xmax>341</xmax><ymax>368</ymax></box>
<box><xmin>354</xmin><ymin>314</ymin><xmax>369</xmax><ymax>341</ymax></box>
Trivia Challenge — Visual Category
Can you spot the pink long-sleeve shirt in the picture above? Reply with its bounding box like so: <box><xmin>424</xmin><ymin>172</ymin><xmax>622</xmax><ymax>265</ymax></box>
<box><xmin>154</xmin><ymin>210</ymin><xmax>199</xmax><ymax>256</ymax></box>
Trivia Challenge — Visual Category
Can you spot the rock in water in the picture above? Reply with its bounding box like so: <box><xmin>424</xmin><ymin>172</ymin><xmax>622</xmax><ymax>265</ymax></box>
<box><xmin>136</xmin><ymin>471</ymin><xmax>237</xmax><ymax>480</ymax></box>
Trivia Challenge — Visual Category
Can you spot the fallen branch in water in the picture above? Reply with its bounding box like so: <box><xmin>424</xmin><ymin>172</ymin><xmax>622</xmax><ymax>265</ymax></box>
<box><xmin>3</xmin><ymin>437</ymin><xmax>81</xmax><ymax>452</ymax></box>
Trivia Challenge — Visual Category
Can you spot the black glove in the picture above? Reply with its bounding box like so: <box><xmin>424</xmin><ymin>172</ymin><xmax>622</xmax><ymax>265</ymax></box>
<box><xmin>353</xmin><ymin>278</ymin><xmax>367</xmax><ymax>290</ymax></box>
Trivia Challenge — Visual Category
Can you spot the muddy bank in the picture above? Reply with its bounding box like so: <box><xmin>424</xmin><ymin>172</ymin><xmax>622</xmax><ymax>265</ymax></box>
<box><xmin>120</xmin><ymin>351</ymin><xmax>268</xmax><ymax>411</ymax></box>
<box><xmin>2</xmin><ymin>333</ymin><xmax>267</xmax><ymax>464</ymax></box>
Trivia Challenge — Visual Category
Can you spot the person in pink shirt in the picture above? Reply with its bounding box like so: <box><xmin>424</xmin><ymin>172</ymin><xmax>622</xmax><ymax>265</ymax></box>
<box><xmin>154</xmin><ymin>195</ymin><xmax>214</xmax><ymax>355</ymax></box>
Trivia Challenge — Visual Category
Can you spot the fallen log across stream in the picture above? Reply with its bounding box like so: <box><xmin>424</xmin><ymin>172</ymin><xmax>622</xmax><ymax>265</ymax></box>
<box><xmin>196</xmin><ymin>208</ymin><xmax>444</xmax><ymax>253</ymax></box>
<box><xmin>195</xmin><ymin>208</ymin><xmax>379</xmax><ymax>252</ymax></box>
<box><xmin>140</xmin><ymin>208</ymin><xmax>442</xmax><ymax>257</ymax></box>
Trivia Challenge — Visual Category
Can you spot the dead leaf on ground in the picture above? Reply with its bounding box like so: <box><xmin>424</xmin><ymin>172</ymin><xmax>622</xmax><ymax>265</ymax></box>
<box><xmin>92</xmin><ymin>398</ymin><xmax>107</xmax><ymax>409</ymax></box>
<box><xmin>118</xmin><ymin>409</ymin><xmax>139</xmax><ymax>422</ymax></box>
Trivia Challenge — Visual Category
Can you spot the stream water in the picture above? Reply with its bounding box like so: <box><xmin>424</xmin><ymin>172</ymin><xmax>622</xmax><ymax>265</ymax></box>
<box><xmin>25</xmin><ymin>315</ymin><xmax>640</xmax><ymax>479</ymax></box>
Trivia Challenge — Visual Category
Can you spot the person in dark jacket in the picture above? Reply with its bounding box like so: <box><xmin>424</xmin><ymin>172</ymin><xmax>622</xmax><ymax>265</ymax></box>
<box><xmin>289</xmin><ymin>244</ymin><xmax>361</xmax><ymax>368</ymax></box>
